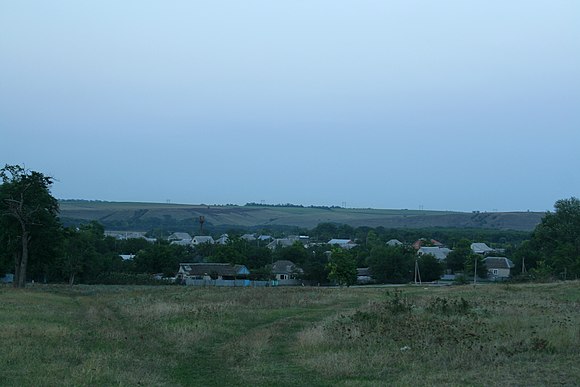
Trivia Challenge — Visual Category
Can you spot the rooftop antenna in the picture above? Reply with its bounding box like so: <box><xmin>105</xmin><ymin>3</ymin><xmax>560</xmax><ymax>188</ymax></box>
<box><xmin>199</xmin><ymin>216</ymin><xmax>205</xmax><ymax>235</ymax></box>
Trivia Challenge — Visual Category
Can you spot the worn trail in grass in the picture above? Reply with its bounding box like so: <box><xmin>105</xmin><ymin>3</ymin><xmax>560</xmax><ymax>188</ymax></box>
<box><xmin>1</xmin><ymin>283</ymin><xmax>579</xmax><ymax>386</ymax></box>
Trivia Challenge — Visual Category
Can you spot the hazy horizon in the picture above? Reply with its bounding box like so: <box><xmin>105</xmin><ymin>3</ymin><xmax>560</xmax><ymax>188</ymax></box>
<box><xmin>2</xmin><ymin>1</ymin><xmax>579</xmax><ymax>213</ymax></box>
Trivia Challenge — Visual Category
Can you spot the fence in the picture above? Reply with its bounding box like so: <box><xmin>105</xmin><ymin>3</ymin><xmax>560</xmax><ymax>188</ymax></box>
<box><xmin>184</xmin><ymin>278</ymin><xmax>270</xmax><ymax>287</ymax></box>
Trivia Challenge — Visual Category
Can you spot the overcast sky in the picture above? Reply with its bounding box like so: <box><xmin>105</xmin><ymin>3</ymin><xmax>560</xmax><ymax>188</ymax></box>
<box><xmin>1</xmin><ymin>1</ymin><xmax>579</xmax><ymax>212</ymax></box>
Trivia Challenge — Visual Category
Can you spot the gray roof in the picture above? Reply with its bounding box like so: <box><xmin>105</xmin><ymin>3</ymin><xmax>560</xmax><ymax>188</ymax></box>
<box><xmin>179</xmin><ymin>263</ymin><xmax>250</xmax><ymax>277</ymax></box>
<box><xmin>271</xmin><ymin>260</ymin><xmax>303</xmax><ymax>275</ymax></box>
<box><xmin>483</xmin><ymin>257</ymin><xmax>514</xmax><ymax>270</ymax></box>
<box><xmin>193</xmin><ymin>236</ymin><xmax>215</xmax><ymax>244</ymax></box>
<box><xmin>216</xmin><ymin>234</ymin><xmax>229</xmax><ymax>245</ymax></box>
<box><xmin>105</xmin><ymin>231</ymin><xmax>149</xmax><ymax>240</ymax></box>
<box><xmin>267</xmin><ymin>238</ymin><xmax>296</xmax><ymax>249</ymax></box>
<box><xmin>171</xmin><ymin>239</ymin><xmax>192</xmax><ymax>246</ymax></box>
<box><xmin>328</xmin><ymin>239</ymin><xmax>353</xmax><ymax>245</ymax></box>
<box><xmin>386</xmin><ymin>239</ymin><xmax>403</xmax><ymax>246</ymax></box>
<box><xmin>471</xmin><ymin>243</ymin><xmax>494</xmax><ymax>254</ymax></box>
<box><xmin>418</xmin><ymin>247</ymin><xmax>452</xmax><ymax>261</ymax></box>
<box><xmin>169</xmin><ymin>232</ymin><xmax>192</xmax><ymax>241</ymax></box>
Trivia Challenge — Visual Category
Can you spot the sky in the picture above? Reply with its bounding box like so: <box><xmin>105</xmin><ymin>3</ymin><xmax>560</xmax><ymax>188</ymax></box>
<box><xmin>1</xmin><ymin>1</ymin><xmax>579</xmax><ymax>212</ymax></box>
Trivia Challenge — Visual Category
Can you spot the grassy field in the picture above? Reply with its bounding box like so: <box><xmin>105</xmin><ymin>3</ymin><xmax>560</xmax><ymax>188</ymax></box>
<box><xmin>58</xmin><ymin>200</ymin><xmax>544</xmax><ymax>231</ymax></box>
<box><xmin>1</xmin><ymin>282</ymin><xmax>579</xmax><ymax>386</ymax></box>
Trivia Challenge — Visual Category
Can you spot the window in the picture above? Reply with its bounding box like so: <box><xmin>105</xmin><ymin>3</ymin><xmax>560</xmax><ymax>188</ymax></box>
<box><xmin>492</xmin><ymin>269</ymin><xmax>498</xmax><ymax>275</ymax></box>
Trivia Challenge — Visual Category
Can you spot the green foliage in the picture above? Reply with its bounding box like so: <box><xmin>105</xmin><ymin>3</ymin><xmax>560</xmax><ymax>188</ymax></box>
<box><xmin>327</xmin><ymin>248</ymin><xmax>357</xmax><ymax>286</ymax></box>
<box><xmin>384</xmin><ymin>290</ymin><xmax>413</xmax><ymax>314</ymax></box>
<box><xmin>445</xmin><ymin>238</ymin><xmax>473</xmax><ymax>273</ymax></box>
<box><xmin>273</xmin><ymin>241</ymin><xmax>308</xmax><ymax>266</ymax></box>
<box><xmin>518</xmin><ymin>197</ymin><xmax>580</xmax><ymax>279</ymax></box>
<box><xmin>418</xmin><ymin>253</ymin><xmax>444</xmax><ymax>282</ymax></box>
<box><xmin>465</xmin><ymin>253</ymin><xmax>487</xmax><ymax>279</ymax></box>
<box><xmin>0</xmin><ymin>165</ymin><xmax>61</xmax><ymax>287</ymax></box>
<box><xmin>301</xmin><ymin>244</ymin><xmax>330</xmax><ymax>284</ymax></box>
<box><xmin>426</xmin><ymin>296</ymin><xmax>471</xmax><ymax>315</ymax></box>
<box><xmin>133</xmin><ymin>243</ymin><xmax>190</xmax><ymax>277</ymax></box>
<box><xmin>87</xmin><ymin>272</ymin><xmax>172</xmax><ymax>285</ymax></box>
<box><xmin>367</xmin><ymin>245</ymin><xmax>414</xmax><ymax>283</ymax></box>
<box><xmin>1</xmin><ymin>283</ymin><xmax>580</xmax><ymax>385</ymax></box>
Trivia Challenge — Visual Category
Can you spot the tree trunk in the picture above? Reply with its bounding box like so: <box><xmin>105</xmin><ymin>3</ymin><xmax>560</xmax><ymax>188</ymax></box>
<box><xmin>13</xmin><ymin>251</ymin><xmax>21</xmax><ymax>289</ymax></box>
<box><xmin>17</xmin><ymin>231</ymin><xmax>30</xmax><ymax>288</ymax></box>
<box><xmin>69</xmin><ymin>272</ymin><xmax>76</xmax><ymax>286</ymax></box>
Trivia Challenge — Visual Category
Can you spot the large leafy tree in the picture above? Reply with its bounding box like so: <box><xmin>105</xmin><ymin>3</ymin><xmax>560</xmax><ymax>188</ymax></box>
<box><xmin>418</xmin><ymin>253</ymin><xmax>444</xmax><ymax>282</ymax></box>
<box><xmin>525</xmin><ymin>197</ymin><xmax>580</xmax><ymax>279</ymax></box>
<box><xmin>465</xmin><ymin>253</ymin><xmax>488</xmax><ymax>279</ymax></box>
<box><xmin>367</xmin><ymin>245</ymin><xmax>415</xmax><ymax>283</ymax></box>
<box><xmin>0</xmin><ymin>165</ymin><xmax>60</xmax><ymax>287</ymax></box>
<box><xmin>445</xmin><ymin>239</ymin><xmax>472</xmax><ymax>273</ymax></box>
<box><xmin>327</xmin><ymin>248</ymin><xmax>357</xmax><ymax>286</ymax></box>
<box><xmin>133</xmin><ymin>242</ymin><xmax>189</xmax><ymax>277</ymax></box>
<box><xmin>58</xmin><ymin>222</ymin><xmax>111</xmax><ymax>285</ymax></box>
<box><xmin>273</xmin><ymin>242</ymin><xmax>309</xmax><ymax>266</ymax></box>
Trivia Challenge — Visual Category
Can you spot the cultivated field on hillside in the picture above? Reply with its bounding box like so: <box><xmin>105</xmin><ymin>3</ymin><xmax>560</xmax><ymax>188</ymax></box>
<box><xmin>59</xmin><ymin>200</ymin><xmax>544</xmax><ymax>231</ymax></box>
<box><xmin>1</xmin><ymin>282</ymin><xmax>578</xmax><ymax>386</ymax></box>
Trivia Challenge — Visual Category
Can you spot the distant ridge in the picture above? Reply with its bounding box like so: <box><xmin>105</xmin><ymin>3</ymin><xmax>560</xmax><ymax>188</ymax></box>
<box><xmin>58</xmin><ymin>200</ymin><xmax>543</xmax><ymax>232</ymax></box>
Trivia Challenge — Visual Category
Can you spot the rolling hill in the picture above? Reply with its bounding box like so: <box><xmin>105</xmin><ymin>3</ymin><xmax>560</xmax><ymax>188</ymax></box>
<box><xmin>58</xmin><ymin>200</ymin><xmax>544</xmax><ymax>232</ymax></box>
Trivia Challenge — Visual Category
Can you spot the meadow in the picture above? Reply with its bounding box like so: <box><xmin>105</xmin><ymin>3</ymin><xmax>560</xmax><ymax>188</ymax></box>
<box><xmin>1</xmin><ymin>282</ymin><xmax>579</xmax><ymax>386</ymax></box>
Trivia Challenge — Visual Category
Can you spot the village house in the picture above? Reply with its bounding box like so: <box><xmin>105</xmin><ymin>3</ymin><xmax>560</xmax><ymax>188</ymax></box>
<box><xmin>267</xmin><ymin>236</ymin><xmax>309</xmax><ymax>250</ymax></box>
<box><xmin>484</xmin><ymin>257</ymin><xmax>515</xmax><ymax>280</ymax></box>
<box><xmin>471</xmin><ymin>242</ymin><xmax>495</xmax><ymax>255</ymax></box>
<box><xmin>105</xmin><ymin>231</ymin><xmax>156</xmax><ymax>243</ymax></box>
<box><xmin>216</xmin><ymin>234</ymin><xmax>229</xmax><ymax>245</ymax></box>
<box><xmin>417</xmin><ymin>246</ymin><xmax>452</xmax><ymax>261</ymax></box>
<box><xmin>176</xmin><ymin>263</ymin><xmax>250</xmax><ymax>282</ymax></box>
<box><xmin>192</xmin><ymin>235</ymin><xmax>215</xmax><ymax>245</ymax></box>
<box><xmin>328</xmin><ymin>238</ymin><xmax>357</xmax><ymax>249</ymax></box>
<box><xmin>168</xmin><ymin>232</ymin><xmax>192</xmax><ymax>242</ymax></box>
<box><xmin>271</xmin><ymin>260</ymin><xmax>303</xmax><ymax>285</ymax></box>
<box><xmin>240</xmin><ymin>233</ymin><xmax>257</xmax><ymax>241</ymax></box>
<box><xmin>412</xmin><ymin>238</ymin><xmax>444</xmax><ymax>250</ymax></box>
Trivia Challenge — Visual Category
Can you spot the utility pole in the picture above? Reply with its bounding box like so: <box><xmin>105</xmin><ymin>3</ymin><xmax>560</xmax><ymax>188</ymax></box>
<box><xmin>473</xmin><ymin>256</ymin><xmax>478</xmax><ymax>286</ymax></box>
<box><xmin>414</xmin><ymin>259</ymin><xmax>422</xmax><ymax>285</ymax></box>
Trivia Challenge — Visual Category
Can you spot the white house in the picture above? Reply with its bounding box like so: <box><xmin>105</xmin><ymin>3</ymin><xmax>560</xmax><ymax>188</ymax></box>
<box><xmin>216</xmin><ymin>234</ymin><xmax>229</xmax><ymax>245</ymax></box>
<box><xmin>484</xmin><ymin>257</ymin><xmax>514</xmax><ymax>280</ymax></box>
<box><xmin>192</xmin><ymin>236</ymin><xmax>215</xmax><ymax>245</ymax></box>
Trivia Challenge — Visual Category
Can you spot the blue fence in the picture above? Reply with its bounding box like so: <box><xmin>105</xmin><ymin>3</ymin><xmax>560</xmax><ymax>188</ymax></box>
<box><xmin>185</xmin><ymin>278</ymin><xmax>271</xmax><ymax>287</ymax></box>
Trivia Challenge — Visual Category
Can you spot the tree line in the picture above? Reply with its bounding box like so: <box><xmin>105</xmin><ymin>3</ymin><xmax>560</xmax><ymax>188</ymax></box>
<box><xmin>2</xmin><ymin>165</ymin><xmax>580</xmax><ymax>287</ymax></box>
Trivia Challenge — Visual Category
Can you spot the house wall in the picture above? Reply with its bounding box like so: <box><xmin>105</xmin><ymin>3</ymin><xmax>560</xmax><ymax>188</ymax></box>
<box><xmin>488</xmin><ymin>268</ymin><xmax>511</xmax><ymax>280</ymax></box>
